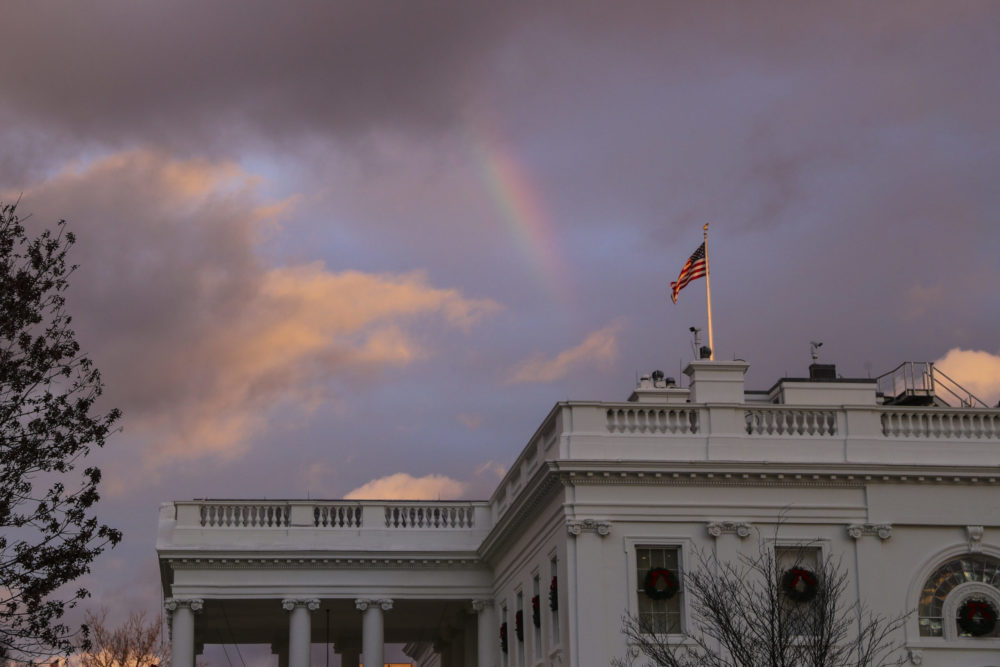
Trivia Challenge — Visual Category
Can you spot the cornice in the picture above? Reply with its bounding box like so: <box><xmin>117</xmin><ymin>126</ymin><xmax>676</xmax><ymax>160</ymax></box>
<box><xmin>479</xmin><ymin>463</ymin><xmax>564</xmax><ymax>562</ymax></box>
<box><xmin>550</xmin><ymin>460</ymin><xmax>1000</xmax><ymax>488</ymax></box>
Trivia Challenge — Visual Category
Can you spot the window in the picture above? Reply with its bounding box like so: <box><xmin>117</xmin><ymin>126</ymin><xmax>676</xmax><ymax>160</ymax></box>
<box><xmin>918</xmin><ymin>554</ymin><xmax>1000</xmax><ymax>639</ymax></box>
<box><xmin>532</xmin><ymin>574</ymin><xmax>542</xmax><ymax>659</ymax></box>
<box><xmin>775</xmin><ymin>545</ymin><xmax>820</xmax><ymax>574</ymax></box>
<box><xmin>636</xmin><ymin>546</ymin><xmax>683</xmax><ymax>634</ymax></box>
<box><xmin>501</xmin><ymin>603</ymin><xmax>509</xmax><ymax>667</ymax></box>
<box><xmin>549</xmin><ymin>556</ymin><xmax>560</xmax><ymax>645</ymax></box>
<box><xmin>516</xmin><ymin>591</ymin><xmax>525</xmax><ymax>667</ymax></box>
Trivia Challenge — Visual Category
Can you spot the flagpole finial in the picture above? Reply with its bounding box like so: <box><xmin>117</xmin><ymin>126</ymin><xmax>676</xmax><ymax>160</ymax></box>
<box><xmin>703</xmin><ymin>222</ymin><xmax>709</xmax><ymax>232</ymax></box>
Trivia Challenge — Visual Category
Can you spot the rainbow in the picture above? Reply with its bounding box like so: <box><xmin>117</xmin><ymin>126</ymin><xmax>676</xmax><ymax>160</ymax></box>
<box><xmin>467</xmin><ymin>126</ymin><xmax>574</xmax><ymax>304</ymax></box>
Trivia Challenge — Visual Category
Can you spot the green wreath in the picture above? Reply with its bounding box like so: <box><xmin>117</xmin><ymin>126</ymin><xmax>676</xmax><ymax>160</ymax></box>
<box><xmin>957</xmin><ymin>598</ymin><xmax>997</xmax><ymax>637</ymax></box>
<box><xmin>643</xmin><ymin>567</ymin><xmax>679</xmax><ymax>600</ymax></box>
<box><xmin>781</xmin><ymin>568</ymin><xmax>818</xmax><ymax>603</ymax></box>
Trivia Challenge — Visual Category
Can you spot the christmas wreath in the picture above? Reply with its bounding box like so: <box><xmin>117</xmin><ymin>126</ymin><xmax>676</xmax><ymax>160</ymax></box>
<box><xmin>500</xmin><ymin>622</ymin><xmax>508</xmax><ymax>653</ymax></box>
<box><xmin>957</xmin><ymin>598</ymin><xmax>998</xmax><ymax>637</ymax></box>
<box><xmin>549</xmin><ymin>576</ymin><xmax>559</xmax><ymax>611</ymax></box>
<box><xmin>532</xmin><ymin>594</ymin><xmax>541</xmax><ymax>628</ymax></box>
<box><xmin>643</xmin><ymin>567</ymin><xmax>679</xmax><ymax>600</ymax></box>
<box><xmin>515</xmin><ymin>610</ymin><xmax>524</xmax><ymax>642</ymax></box>
<box><xmin>781</xmin><ymin>567</ymin><xmax>819</xmax><ymax>603</ymax></box>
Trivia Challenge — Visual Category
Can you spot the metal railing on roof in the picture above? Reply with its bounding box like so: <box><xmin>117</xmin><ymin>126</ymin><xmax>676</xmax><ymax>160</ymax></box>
<box><xmin>875</xmin><ymin>361</ymin><xmax>989</xmax><ymax>408</ymax></box>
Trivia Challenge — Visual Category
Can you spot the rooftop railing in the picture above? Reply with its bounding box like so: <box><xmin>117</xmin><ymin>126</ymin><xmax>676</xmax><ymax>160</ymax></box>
<box><xmin>171</xmin><ymin>403</ymin><xmax>1000</xmax><ymax>541</ymax></box>
<box><xmin>180</xmin><ymin>500</ymin><xmax>490</xmax><ymax>531</ymax></box>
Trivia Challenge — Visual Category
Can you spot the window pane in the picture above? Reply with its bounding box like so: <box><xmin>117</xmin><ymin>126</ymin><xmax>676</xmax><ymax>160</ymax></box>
<box><xmin>636</xmin><ymin>546</ymin><xmax>682</xmax><ymax>634</ymax></box>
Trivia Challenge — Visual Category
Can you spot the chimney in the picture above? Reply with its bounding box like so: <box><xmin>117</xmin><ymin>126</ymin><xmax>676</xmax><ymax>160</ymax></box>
<box><xmin>808</xmin><ymin>363</ymin><xmax>836</xmax><ymax>381</ymax></box>
<box><xmin>683</xmin><ymin>359</ymin><xmax>749</xmax><ymax>403</ymax></box>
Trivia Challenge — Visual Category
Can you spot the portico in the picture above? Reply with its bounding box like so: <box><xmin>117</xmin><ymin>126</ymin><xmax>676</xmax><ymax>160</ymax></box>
<box><xmin>158</xmin><ymin>501</ymin><xmax>499</xmax><ymax>666</ymax></box>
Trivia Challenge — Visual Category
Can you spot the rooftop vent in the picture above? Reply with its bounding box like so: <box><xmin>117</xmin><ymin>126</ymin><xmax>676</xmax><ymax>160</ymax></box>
<box><xmin>808</xmin><ymin>363</ymin><xmax>837</xmax><ymax>381</ymax></box>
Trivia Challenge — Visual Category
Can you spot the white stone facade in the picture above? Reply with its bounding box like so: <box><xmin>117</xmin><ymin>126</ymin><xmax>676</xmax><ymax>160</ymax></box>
<box><xmin>157</xmin><ymin>359</ymin><xmax>1000</xmax><ymax>666</ymax></box>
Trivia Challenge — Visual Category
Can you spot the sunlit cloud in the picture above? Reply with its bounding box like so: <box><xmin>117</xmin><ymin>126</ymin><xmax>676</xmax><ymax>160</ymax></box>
<box><xmin>8</xmin><ymin>150</ymin><xmax>500</xmax><ymax>467</ymax></box>
<box><xmin>474</xmin><ymin>460</ymin><xmax>506</xmax><ymax>479</ymax></box>
<box><xmin>506</xmin><ymin>321</ymin><xmax>621</xmax><ymax>384</ymax></box>
<box><xmin>344</xmin><ymin>473</ymin><xmax>468</xmax><ymax>500</ymax></box>
<box><xmin>934</xmin><ymin>348</ymin><xmax>1000</xmax><ymax>407</ymax></box>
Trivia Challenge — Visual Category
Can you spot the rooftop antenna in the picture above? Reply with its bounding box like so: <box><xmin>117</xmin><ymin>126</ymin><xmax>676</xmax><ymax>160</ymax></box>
<box><xmin>810</xmin><ymin>341</ymin><xmax>823</xmax><ymax>362</ymax></box>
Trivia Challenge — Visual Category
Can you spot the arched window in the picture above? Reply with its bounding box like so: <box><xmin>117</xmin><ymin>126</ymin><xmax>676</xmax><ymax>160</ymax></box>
<box><xmin>918</xmin><ymin>554</ymin><xmax>1000</xmax><ymax>639</ymax></box>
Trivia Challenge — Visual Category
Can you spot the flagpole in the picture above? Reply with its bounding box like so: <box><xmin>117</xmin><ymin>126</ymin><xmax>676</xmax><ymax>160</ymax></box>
<box><xmin>703</xmin><ymin>223</ymin><xmax>714</xmax><ymax>360</ymax></box>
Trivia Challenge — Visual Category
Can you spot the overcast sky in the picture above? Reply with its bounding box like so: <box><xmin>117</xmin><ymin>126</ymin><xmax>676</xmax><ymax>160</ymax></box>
<box><xmin>3</xmin><ymin>1</ymin><xmax>1000</xmax><ymax>663</ymax></box>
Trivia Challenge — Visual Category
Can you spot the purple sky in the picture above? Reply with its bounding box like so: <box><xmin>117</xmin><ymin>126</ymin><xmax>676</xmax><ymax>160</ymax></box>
<box><xmin>3</xmin><ymin>1</ymin><xmax>1000</xmax><ymax>661</ymax></box>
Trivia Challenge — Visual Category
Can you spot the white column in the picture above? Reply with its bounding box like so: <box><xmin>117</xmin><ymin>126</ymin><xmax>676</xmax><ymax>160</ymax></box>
<box><xmin>164</xmin><ymin>598</ymin><xmax>203</xmax><ymax>667</ymax></box>
<box><xmin>282</xmin><ymin>598</ymin><xmax>320</xmax><ymax>667</ymax></box>
<box><xmin>356</xmin><ymin>598</ymin><xmax>393</xmax><ymax>667</ymax></box>
<box><xmin>567</xmin><ymin>520</ymin><xmax>613</xmax><ymax>666</ymax></box>
<box><xmin>473</xmin><ymin>599</ymin><xmax>498</xmax><ymax>667</ymax></box>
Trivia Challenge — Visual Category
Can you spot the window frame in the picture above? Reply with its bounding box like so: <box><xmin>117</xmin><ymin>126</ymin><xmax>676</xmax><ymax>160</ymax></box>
<box><xmin>908</xmin><ymin>545</ymin><xmax>1000</xmax><ymax>648</ymax></box>
<box><xmin>624</xmin><ymin>536</ymin><xmax>695</xmax><ymax>640</ymax></box>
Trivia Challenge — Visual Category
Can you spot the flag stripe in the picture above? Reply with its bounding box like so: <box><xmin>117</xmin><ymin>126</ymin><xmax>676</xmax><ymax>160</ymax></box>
<box><xmin>670</xmin><ymin>242</ymin><xmax>707</xmax><ymax>303</ymax></box>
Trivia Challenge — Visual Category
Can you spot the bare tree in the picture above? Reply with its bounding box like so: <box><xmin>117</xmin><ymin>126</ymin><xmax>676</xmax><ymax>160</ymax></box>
<box><xmin>614</xmin><ymin>534</ymin><xmax>908</xmax><ymax>667</ymax></box>
<box><xmin>76</xmin><ymin>608</ymin><xmax>167</xmax><ymax>667</ymax></box>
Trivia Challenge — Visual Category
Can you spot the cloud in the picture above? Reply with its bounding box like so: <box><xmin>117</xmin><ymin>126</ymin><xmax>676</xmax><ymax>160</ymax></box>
<box><xmin>344</xmin><ymin>473</ymin><xmax>467</xmax><ymax>501</ymax></box>
<box><xmin>0</xmin><ymin>3</ymin><xmax>529</xmax><ymax>172</ymax></box>
<box><xmin>457</xmin><ymin>413</ymin><xmax>484</xmax><ymax>430</ymax></box>
<box><xmin>7</xmin><ymin>150</ymin><xmax>499</xmax><ymax>465</ymax></box>
<box><xmin>903</xmin><ymin>284</ymin><xmax>946</xmax><ymax>320</ymax></box>
<box><xmin>934</xmin><ymin>348</ymin><xmax>1000</xmax><ymax>407</ymax></box>
<box><xmin>507</xmin><ymin>321</ymin><xmax>621</xmax><ymax>384</ymax></box>
<box><xmin>474</xmin><ymin>460</ymin><xmax>507</xmax><ymax>479</ymax></box>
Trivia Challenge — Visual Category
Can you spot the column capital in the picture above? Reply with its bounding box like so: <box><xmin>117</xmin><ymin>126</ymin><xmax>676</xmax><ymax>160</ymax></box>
<box><xmin>355</xmin><ymin>598</ymin><xmax>393</xmax><ymax>612</ymax></box>
<box><xmin>471</xmin><ymin>598</ymin><xmax>494</xmax><ymax>613</ymax></box>
<box><xmin>706</xmin><ymin>520</ymin><xmax>752</xmax><ymax>539</ymax></box>
<box><xmin>281</xmin><ymin>598</ymin><xmax>321</xmax><ymax>612</ymax></box>
<box><xmin>846</xmin><ymin>523</ymin><xmax>892</xmax><ymax>540</ymax></box>
<box><xmin>566</xmin><ymin>518</ymin><xmax>611</xmax><ymax>537</ymax></box>
<box><xmin>164</xmin><ymin>598</ymin><xmax>204</xmax><ymax>613</ymax></box>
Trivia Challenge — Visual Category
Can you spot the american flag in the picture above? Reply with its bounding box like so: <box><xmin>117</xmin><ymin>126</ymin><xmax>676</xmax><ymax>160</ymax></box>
<box><xmin>670</xmin><ymin>242</ymin><xmax>707</xmax><ymax>303</ymax></box>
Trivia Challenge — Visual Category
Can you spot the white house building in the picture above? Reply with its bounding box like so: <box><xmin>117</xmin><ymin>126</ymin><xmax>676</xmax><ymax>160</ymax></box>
<box><xmin>157</xmin><ymin>357</ymin><xmax>1000</xmax><ymax>667</ymax></box>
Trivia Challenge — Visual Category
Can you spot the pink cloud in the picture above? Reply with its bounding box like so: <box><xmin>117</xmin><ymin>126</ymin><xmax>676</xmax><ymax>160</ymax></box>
<box><xmin>344</xmin><ymin>473</ymin><xmax>467</xmax><ymax>501</ymax></box>
<box><xmin>507</xmin><ymin>321</ymin><xmax>622</xmax><ymax>384</ymax></box>
<box><xmin>934</xmin><ymin>348</ymin><xmax>1000</xmax><ymax>407</ymax></box>
<box><xmin>8</xmin><ymin>150</ymin><xmax>500</xmax><ymax>468</ymax></box>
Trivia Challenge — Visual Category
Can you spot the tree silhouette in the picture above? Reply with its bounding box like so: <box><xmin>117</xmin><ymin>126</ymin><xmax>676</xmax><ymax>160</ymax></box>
<box><xmin>1</xmin><ymin>203</ymin><xmax>121</xmax><ymax>660</ymax></box>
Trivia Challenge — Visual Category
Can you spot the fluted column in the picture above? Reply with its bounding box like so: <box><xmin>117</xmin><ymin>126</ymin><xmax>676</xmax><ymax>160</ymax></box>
<box><xmin>473</xmin><ymin>599</ymin><xmax>498</xmax><ymax>667</ymax></box>
<box><xmin>164</xmin><ymin>598</ymin><xmax>203</xmax><ymax>667</ymax></box>
<box><xmin>356</xmin><ymin>598</ymin><xmax>393</xmax><ymax>667</ymax></box>
<box><xmin>282</xmin><ymin>598</ymin><xmax>320</xmax><ymax>667</ymax></box>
